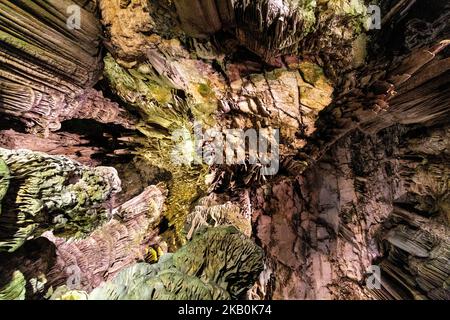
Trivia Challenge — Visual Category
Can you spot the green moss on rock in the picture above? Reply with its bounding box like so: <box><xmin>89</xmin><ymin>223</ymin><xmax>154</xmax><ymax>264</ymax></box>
<box><xmin>0</xmin><ymin>148</ymin><xmax>121</xmax><ymax>252</ymax></box>
<box><xmin>89</xmin><ymin>226</ymin><xmax>264</xmax><ymax>300</ymax></box>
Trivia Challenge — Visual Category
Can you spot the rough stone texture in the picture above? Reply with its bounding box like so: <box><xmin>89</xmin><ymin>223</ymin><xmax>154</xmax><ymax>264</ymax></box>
<box><xmin>0</xmin><ymin>148</ymin><xmax>121</xmax><ymax>253</ymax></box>
<box><xmin>0</xmin><ymin>185</ymin><xmax>167</xmax><ymax>299</ymax></box>
<box><xmin>172</xmin><ymin>0</ymin><xmax>367</xmax><ymax>71</ymax></box>
<box><xmin>184</xmin><ymin>192</ymin><xmax>252</xmax><ymax>239</ymax></box>
<box><xmin>0</xmin><ymin>237</ymin><xmax>56</xmax><ymax>300</ymax></box>
<box><xmin>250</xmin><ymin>123</ymin><xmax>449</xmax><ymax>300</ymax></box>
<box><xmin>0</xmin><ymin>0</ymin><xmax>449</xmax><ymax>301</ymax></box>
<box><xmin>43</xmin><ymin>185</ymin><xmax>167</xmax><ymax>293</ymax></box>
<box><xmin>88</xmin><ymin>226</ymin><xmax>264</xmax><ymax>300</ymax></box>
<box><xmin>0</xmin><ymin>129</ymin><xmax>104</xmax><ymax>166</ymax></box>
<box><xmin>0</xmin><ymin>270</ymin><xmax>26</xmax><ymax>300</ymax></box>
<box><xmin>224</xmin><ymin>61</ymin><xmax>334</xmax><ymax>153</ymax></box>
<box><xmin>0</xmin><ymin>0</ymin><xmax>133</xmax><ymax>133</ymax></box>
<box><xmin>306</xmin><ymin>3</ymin><xmax>450</xmax><ymax>164</ymax></box>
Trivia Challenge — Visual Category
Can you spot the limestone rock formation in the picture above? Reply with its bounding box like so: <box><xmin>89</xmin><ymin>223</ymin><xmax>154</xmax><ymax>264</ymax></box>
<box><xmin>0</xmin><ymin>148</ymin><xmax>121</xmax><ymax>253</ymax></box>
<box><xmin>0</xmin><ymin>0</ymin><xmax>133</xmax><ymax>133</ymax></box>
<box><xmin>184</xmin><ymin>192</ymin><xmax>252</xmax><ymax>239</ymax></box>
<box><xmin>0</xmin><ymin>270</ymin><xmax>26</xmax><ymax>300</ymax></box>
<box><xmin>0</xmin><ymin>184</ymin><xmax>167</xmax><ymax>299</ymax></box>
<box><xmin>0</xmin><ymin>0</ymin><xmax>449</xmax><ymax>301</ymax></box>
<box><xmin>43</xmin><ymin>185</ymin><xmax>167</xmax><ymax>293</ymax></box>
<box><xmin>88</xmin><ymin>226</ymin><xmax>264</xmax><ymax>300</ymax></box>
<box><xmin>172</xmin><ymin>0</ymin><xmax>367</xmax><ymax>71</ymax></box>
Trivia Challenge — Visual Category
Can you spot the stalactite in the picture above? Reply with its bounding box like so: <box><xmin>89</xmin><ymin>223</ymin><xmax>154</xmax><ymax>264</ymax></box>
<box><xmin>0</xmin><ymin>0</ymin><xmax>134</xmax><ymax>132</ymax></box>
<box><xmin>43</xmin><ymin>185</ymin><xmax>167</xmax><ymax>293</ymax></box>
<box><xmin>87</xmin><ymin>226</ymin><xmax>264</xmax><ymax>300</ymax></box>
<box><xmin>0</xmin><ymin>148</ymin><xmax>121</xmax><ymax>253</ymax></box>
<box><xmin>0</xmin><ymin>0</ymin><xmax>448</xmax><ymax>301</ymax></box>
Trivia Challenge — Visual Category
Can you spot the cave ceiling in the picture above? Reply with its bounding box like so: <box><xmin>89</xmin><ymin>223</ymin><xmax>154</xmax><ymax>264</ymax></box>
<box><xmin>0</xmin><ymin>0</ymin><xmax>449</xmax><ymax>301</ymax></box>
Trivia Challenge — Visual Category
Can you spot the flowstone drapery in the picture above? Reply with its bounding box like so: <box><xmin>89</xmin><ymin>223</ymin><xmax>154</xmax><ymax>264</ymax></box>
<box><xmin>0</xmin><ymin>0</ymin><xmax>449</xmax><ymax>300</ymax></box>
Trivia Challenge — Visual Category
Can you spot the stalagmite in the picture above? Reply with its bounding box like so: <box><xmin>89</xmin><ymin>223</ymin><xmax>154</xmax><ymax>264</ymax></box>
<box><xmin>0</xmin><ymin>0</ymin><xmax>448</xmax><ymax>301</ymax></box>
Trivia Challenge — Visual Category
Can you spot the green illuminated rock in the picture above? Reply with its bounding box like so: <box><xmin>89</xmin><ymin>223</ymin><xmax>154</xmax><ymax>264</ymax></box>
<box><xmin>89</xmin><ymin>226</ymin><xmax>264</xmax><ymax>300</ymax></box>
<box><xmin>0</xmin><ymin>148</ymin><xmax>121</xmax><ymax>253</ymax></box>
<box><xmin>0</xmin><ymin>270</ymin><xmax>26</xmax><ymax>300</ymax></box>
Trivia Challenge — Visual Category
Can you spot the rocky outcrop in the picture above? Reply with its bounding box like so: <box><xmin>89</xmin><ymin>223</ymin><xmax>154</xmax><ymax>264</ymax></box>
<box><xmin>0</xmin><ymin>0</ymin><xmax>133</xmax><ymax>133</ymax></box>
<box><xmin>184</xmin><ymin>191</ymin><xmax>252</xmax><ymax>239</ymax></box>
<box><xmin>377</xmin><ymin>219</ymin><xmax>449</xmax><ymax>300</ymax></box>
<box><xmin>172</xmin><ymin>0</ymin><xmax>367</xmax><ymax>71</ymax></box>
<box><xmin>0</xmin><ymin>237</ymin><xmax>56</xmax><ymax>300</ymax></box>
<box><xmin>0</xmin><ymin>129</ymin><xmax>104</xmax><ymax>166</ymax></box>
<box><xmin>88</xmin><ymin>226</ymin><xmax>264</xmax><ymax>300</ymax></box>
<box><xmin>0</xmin><ymin>184</ymin><xmax>167</xmax><ymax>299</ymax></box>
<box><xmin>43</xmin><ymin>185</ymin><xmax>167</xmax><ymax>293</ymax></box>
<box><xmin>0</xmin><ymin>0</ymin><xmax>448</xmax><ymax>301</ymax></box>
<box><xmin>306</xmin><ymin>2</ymin><xmax>450</xmax><ymax>164</ymax></box>
<box><xmin>0</xmin><ymin>148</ymin><xmax>121</xmax><ymax>252</ymax></box>
<box><xmin>249</xmin><ymin>122</ymin><xmax>449</xmax><ymax>300</ymax></box>
<box><xmin>0</xmin><ymin>270</ymin><xmax>26</xmax><ymax>300</ymax></box>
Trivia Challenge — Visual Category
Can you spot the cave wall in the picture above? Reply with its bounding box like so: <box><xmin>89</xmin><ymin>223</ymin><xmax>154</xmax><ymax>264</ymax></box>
<box><xmin>0</xmin><ymin>0</ymin><xmax>449</xmax><ymax>300</ymax></box>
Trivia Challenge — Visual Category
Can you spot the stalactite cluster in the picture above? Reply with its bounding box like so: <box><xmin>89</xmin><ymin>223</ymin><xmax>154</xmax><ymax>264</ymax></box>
<box><xmin>0</xmin><ymin>0</ymin><xmax>448</xmax><ymax>300</ymax></box>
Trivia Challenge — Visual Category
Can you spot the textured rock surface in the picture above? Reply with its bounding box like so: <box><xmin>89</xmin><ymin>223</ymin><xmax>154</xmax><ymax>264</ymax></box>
<box><xmin>0</xmin><ymin>129</ymin><xmax>104</xmax><ymax>166</ymax></box>
<box><xmin>184</xmin><ymin>192</ymin><xmax>252</xmax><ymax>239</ymax></box>
<box><xmin>0</xmin><ymin>0</ymin><xmax>449</xmax><ymax>301</ymax></box>
<box><xmin>88</xmin><ymin>226</ymin><xmax>264</xmax><ymax>300</ymax></box>
<box><xmin>0</xmin><ymin>270</ymin><xmax>26</xmax><ymax>300</ymax></box>
<box><xmin>249</xmin><ymin>123</ymin><xmax>450</xmax><ymax>300</ymax></box>
<box><xmin>0</xmin><ymin>185</ymin><xmax>167</xmax><ymax>299</ymax></box>
<box><xmin>172</xmin><ymin>0</ymin><xmax>367</xmax><ymax>71</ymax></box>
<box><xmin>0</xmin><ymin>0</ymin><xmax>133</xmax><ymax>133</ymax></box>
<box><xmin>0</xmin><ymin>237</ymin><xmax>56</xmax><ymax>300</ymax></box>
<box><xmin>43</xmin><ymin>185</ymin><xmax>167</xmax><ymax>293</ymax></box>
<box><xmin>0</xmin><ymin>148</ymin><xmax>121</xmax><ymax>253</ymax></box>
